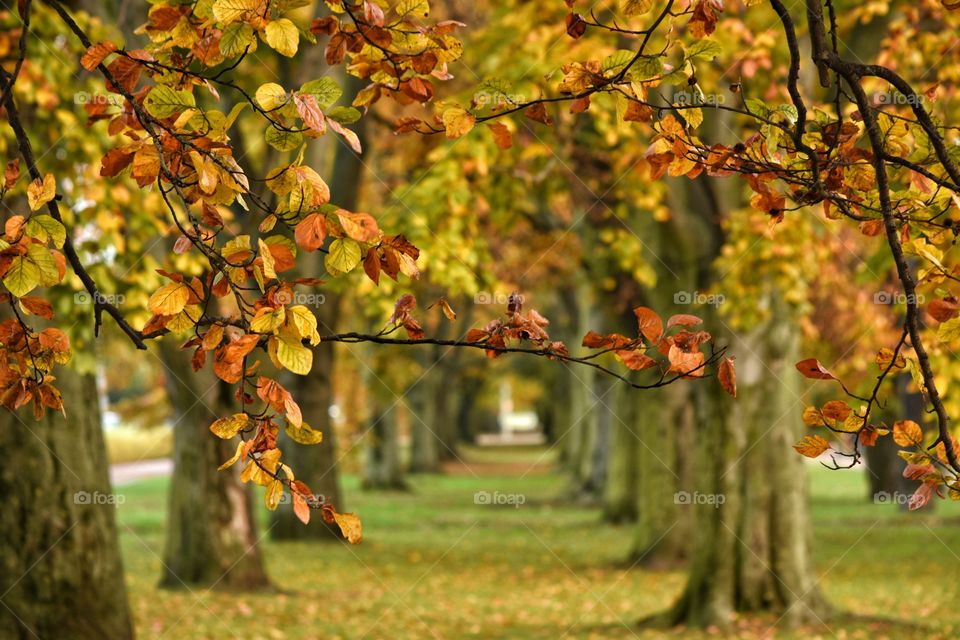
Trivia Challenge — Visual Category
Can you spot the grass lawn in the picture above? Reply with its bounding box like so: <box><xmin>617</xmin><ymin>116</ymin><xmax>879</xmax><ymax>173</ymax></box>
<box><xmin>115</xmin><ymin>448</ymin><xmax>960</xmax><ymax>639</ymax></box>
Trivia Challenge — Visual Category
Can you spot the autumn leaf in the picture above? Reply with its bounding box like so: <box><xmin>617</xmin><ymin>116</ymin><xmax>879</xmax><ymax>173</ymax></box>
<box><xmin>633</xmin><ymin>307</ymin><xmax>663</xmax><ymax>344</ymax></box>
<box><xmin>875</xmin><ymin>347</ymin><xmax>906</xmax><ymax>370</ymax></box>
<box><xmin>442</xmin><ymin>106</ymin><xmax>476</xmax><ymax>139</ymax></box>
<box><xmin>210</xmin><ymin>413</ymin><xmax>249</xmax><ymax>439</ymax></box>
<box><xmin>27</xmin><ymin>174</ymin><xmax>55</xmax><ymax>211</ymax></box>
<box><xmin>666</xmin><ymin>313</ymin><xmax>702</xmax><ymax>329</ymax></box>
<box><xmin>893</xmin><ymin>420</ymin><xmax>924</xmax><ymax>447</ymax></box>
<box><xmin>794</xmin><ymin>435</ymin><xmax>830</xmax><ymax>458</ymax></box>
<box><xmin>337</xmin><ymin>210</ymin><xmax>380</xmax><ymax>242</ymax></box>
<box><xmin>265</xmin><ymin>18</ymin><xmax>299</xmax><ymax>57</ymax></box>
<box><xmin>148</xmin><ymin>282</ymin><xmax>191</xmax><ymax>316</ymax></box>
<box><xmin>718</xmin><ymin>357</ymin><xmax>736</xmax><ymax>397</ymax></box>
<box><xmin>80</xmin><ymin>42</ymin><xmax>116</xmax><ymax>71</ymax></box>
<box><xmin>795</xmin><ymin>358</ymin><xmax>837</xmax><ymax>380</ymax></box>
<box><xmin>489</xmin><ymin>122</ymin><xmax>513</xmax><ymax>149</ymax></box>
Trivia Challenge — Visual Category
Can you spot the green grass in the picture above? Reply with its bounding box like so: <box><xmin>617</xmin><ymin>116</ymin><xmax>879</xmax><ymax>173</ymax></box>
<box><xmin>114</xmin><ymin>452</ymin><xmax>960</xmax><ymax>639</ymax></box>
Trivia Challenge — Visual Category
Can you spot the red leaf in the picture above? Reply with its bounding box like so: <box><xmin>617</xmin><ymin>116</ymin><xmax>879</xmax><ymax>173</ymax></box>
<box><xmin>795</xmin><ymin>358</ymin><xmax>837</xmax><ymax>380</ymax></box>
<box><xmin>666</xmin><ymin>313</ymin><xmax>703</xmax><ymax>329</ymax></box>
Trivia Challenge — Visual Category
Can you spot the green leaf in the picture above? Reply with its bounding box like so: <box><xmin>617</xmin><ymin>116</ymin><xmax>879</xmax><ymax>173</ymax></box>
<box><xmin>325</xmin><ymin>106</ymin><xmax>361</xmax><ymax>124</ymax></box>
<box><xmin>264</xmin><ymin>18</ymin><xmax>299</xmax><ymax>57</ymax></box>
<box><xmin>265</xmin><ymin>126</ymin><xmax>303</xmax><ymax>151</ymax></box>
<box><xmin>220</xmin><ymin>23</ymin><xmax>256</xmax><ymax>58</ymax></box>
<box><xmin>25</xmin><ymin>215</ymin><xmax>66</xmax><ymax>248</ymax></box>
<box><xmin>145</xmin><ymin>85</ymin><xmax>196</xmax><ymax>119</ymax></box>
<box><xmin>685</xmin><ymin>39</ymin><xmax>722</xmax><ymax>62</ymax></box>
<box><xmin>299</xmin><ymin>78</ymin><xmax>342</xmax><ymax>110</ymax></box>
<box><xmin>3</xmin><ymin>256</ymin><xmax>40</xmax><ymax>297</ymax></box>
<box><xmin>27</xmin><ymin>244</ymin><xmax>59</xmax><ymax>287</ymax></box>
<box><xmin>324</xmin><ymin>238</ymin><xmax>361</xmax><ymax>275</ymax></box>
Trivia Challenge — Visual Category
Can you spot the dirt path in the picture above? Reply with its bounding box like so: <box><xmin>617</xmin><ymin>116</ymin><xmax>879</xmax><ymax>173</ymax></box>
<box><xmin>110</xmin><ymin>458</ymin><xmax>173</xmax><ymax>486</ymax></box>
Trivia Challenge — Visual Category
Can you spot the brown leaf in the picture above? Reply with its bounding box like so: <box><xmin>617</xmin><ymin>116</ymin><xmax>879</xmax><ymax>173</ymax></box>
<box><xmin>566</xmin><ymin>13</ymin><xmax>587</xmax><ymax>38</ymax></box>
<box><xmin>80</xmin><ymin>42</ymin><xmax>116</xmax><ymax>71</ymax></box>
<box><xmin>718</xmin><ymin>357</ymin><xmax>736</xmax><ymax>397</ymax></box>
<box><xmin>928</xmin><ymin>298</ymin><xmax>960</xmax><ymax>323</ymax></box>
<box><xmin>666</xmin><ymin>313</ymin><xmax>703</xmax><ymax>329</ymax></box>
<box><xmin>617</xmin><ymin>350</ymin><xmax>658</xmax><ymax>371</ymax></box>
<box><xmin>795</xmin><ymin>358</ymin><xmax>837</xmax><ymax>380</ymax></box>
<box><xmin>524</xmin><ymin>103</ymin><xmax>553</xmax><ymax>126</ymax></box>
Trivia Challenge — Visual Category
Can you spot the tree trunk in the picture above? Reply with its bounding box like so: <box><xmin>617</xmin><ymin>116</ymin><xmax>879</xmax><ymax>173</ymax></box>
<box><xmin>362</xmin><ymin>395</ymin><xmax>408</xmax><ymax>490</ymax></box>
<box><xmin>0</xmin><ymin>367</ymin><xmax>134</xmax><ymax>639</ymax></box>
<box><xmin>660</xmin><ymin>299</ymin><xmax>829</xmax><ymax>627</ymax></box>
<box><xmin>408</xmin><ymin>367</ymin><xmax>440</xmax><ymax>473</ymax></box>
<box><xmin>159</xmin><ymin>343</ymin><xmax>271</xmax><ymax>590</ymax></box>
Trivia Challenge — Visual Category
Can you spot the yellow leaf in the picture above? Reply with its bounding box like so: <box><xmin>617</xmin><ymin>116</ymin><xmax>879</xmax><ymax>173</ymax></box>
<box><xmin>333</xmin><ymin>511</ymin><xmax>363</xmax><ymax>544</ymax></box>
<box><xmin>212</xmin><ymin>0</ymin><xmax>259</xmax><ymax>24</ymax></box>
<box><xmin>937</xmin><ymin>316</ymin><xmax>960</xmax><ymax>342</ymax></box>
<box><xmin>265</xmin><ymin>479</ymin><xmax>284</xmax><ymax>510</ymax></box>
<box><xmin>324</xmin><ymin>238</ymin><xmax>361</xmax><ymax>275</ymax></box>
<box><xmin>622</xmin><ymin>0</ymin><xmax>654</xmax><ymax>15</ymax></box>
<box><xmin>285</xmin><ymin>422</ymin><xmax>324</xmax><ymax>445</ymax></box>
<box><xmin>287</xmin><ymin>305</ymin><xmax>320</xmax><ymax>345</ymax></box>
<box><xmin>265</xmin><ymin>18</ymin><xmax>299</xmax><ymax>57</ymax></box>
<box><xmin>27</xmin><ymin>174</ymin><xmax>56</xmax><ymax>211</ymax></box>
<box><xmin>442</xmin><ymin>106</ymin><xmax>476</xmax><ymax>139</ymax></box>
<box><xmin>218</xmin><ymin>440</ymin><xmax>247</xmax><ymax>470</ymax></box>
<box><xmin>210</xmin><ymin>413</ymin><xmax>249</xmax><ymax>439</ymax></box>
<box><xmin>250</xmin><ymin>306</ymin><xmax>286</xmax><ymax>333</ymax></box>
<box><xmin>148</xmin><ymin>282</ymin><xmax>191</xmax><ymax>316</ymax></box>
<box><xmin>277</xmin><ymin>338</ymin><xmax>312</xmax><ymax>375</ymax></box>
<box><xmin>794</xmin><ymin>435</ymin><xmax>830</xmax><ymax>458</ymax></box>
<box><xmin>255</xmin><ymin>83</ymin><xmax>288</xmax><ymax>110</ymax></box>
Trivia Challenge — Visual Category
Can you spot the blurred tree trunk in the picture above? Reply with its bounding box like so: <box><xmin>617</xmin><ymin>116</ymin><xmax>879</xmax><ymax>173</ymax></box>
<box><xmin>864</xmin><ymin>373</ymin><xmax>924</xmax><ymax>508</ymax></box>
<box><xmin>0</xmin><ymin>368</ymin><xmax>134</xmax><ymax>639</ymax></box>
<box><xmin>362</xmin><ymin>392</ymin><xmax>407</xmax><ymax>490</ymax></box>
<box><xmin>661</xmin><ymin>299</ymin><xmax>829</xmax><ymax>627</ymax></box>
<box><xmin>159</xmin><ymin>343</ymin><xmax>270</xmax><ymax>589</ymax></box>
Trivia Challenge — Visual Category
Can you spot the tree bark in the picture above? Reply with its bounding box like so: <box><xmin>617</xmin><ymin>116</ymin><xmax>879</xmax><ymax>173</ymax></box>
<box><xmin>159</xmin><ymin>342</ymin><xmax>271</xmax><ymax>590</ymax></box>
<box><xmin>0</xmin><ymin>367</ymin><xmax>134</xmax><ymax>639</ymax></box>
<box><xmin>361</xmin><ymin>393</ymin><xmax>408</xmax><ymax>490</ymax></box>
<box><xmin>660</xmin><ymin>299</ymin><xmax>829</xmax><ymax>627</ymax></box>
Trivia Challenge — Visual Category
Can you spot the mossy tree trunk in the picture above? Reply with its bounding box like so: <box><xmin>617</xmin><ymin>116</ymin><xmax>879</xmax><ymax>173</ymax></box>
<box><xmin>661</xmin><ymin>299</ymin><xmax>829</xmax><ymax>627</ymax></box>
<box><xmin>0</xmin><ymin>368</ymin><xmax>134</xmax><ymax>639</ymax></box>
<box><xmin>159</xmin><ymin>343</ymin><xmax>270</xmax><ymax>590</ymax></box>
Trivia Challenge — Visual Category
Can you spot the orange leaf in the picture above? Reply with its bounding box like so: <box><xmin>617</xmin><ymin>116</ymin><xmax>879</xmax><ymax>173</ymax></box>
<box><xmin>893</xmin><ymin>420</ymin><xmax>924</xmax><ymax>447</ymax></box>
<box><xmin>489</xmin><ymin>122</ymin><xmax>513</xmax><ymax>149</ymax></box>
<box><xmin>633</xmin><ymin>306</ymin><xmax>663</xmax><ymax>344</ymax></box>
<box><xmin>80</xmin><ymin>42</ymin><xmax>116</xmax><ymax>71</ymax></box>
<box><xmin>294</xmin><ymin>213</ymin><xmax>327</xmax><ymax>252</ymax></box>
<box><xmin>794</xmin><ymin>435</ymin><xmax>830</xmax><ymax>458</ymax></box>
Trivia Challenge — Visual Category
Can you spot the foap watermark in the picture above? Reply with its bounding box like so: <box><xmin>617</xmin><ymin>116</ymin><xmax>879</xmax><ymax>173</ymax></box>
<box><xmin>474</xmin><ymin>291</ymin><xmax>524</xmax><ymax>306</ymax></box>
<box><xmin>274</xmin><ymin>291</ymin><xmax>326</xmax><ymax>307</ymax></box>
<box><xmin>873</xmin><ymin>291</ymin><xmax>924</xmax><ymax>306</ymax></box>
<box><xmin>674</xmin><ymin>290</ymin><xmax>725</xmax><ymax>307</ymax></box>
<box><xmin>472</xmin><ymin>90</ymin><xmax>527</xmax><ymax>109</ymax></box>
<box><xmin>474</xmin><ymin>490</ymin><xmax>526</xmax><ymax>508</ymax></box>
<box><xmin>74</xmin><ymin>490</ymin><xmax>125</xmax><ymax>506</ymax></box>
<box><xmin>872</xmin><ymin>91</ymin><xmax>925</xmax><ymax>107</ymax></box>
<box><xmin>73</xmin><ymin>91</ymin><xmax>124</xmax><ymax>108</ymax></box>
<box><xmin>873</xmin><ymin>491</ymin><xmax>911</xmax><ymax>506</ymax></box>
<box><xmin>75</xmin><ymin>291</ymin><xmax>126</xmax><ymax>306</ymax></box>
<box><xmin>672</xmin><ymin>91</ymin><xmax>725</xmax><ymax>107</ymax></box>
<box><xmin>674</xmin><ymin>491</ymin><xmax>725</xmax><ymax>508</ymax></box>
